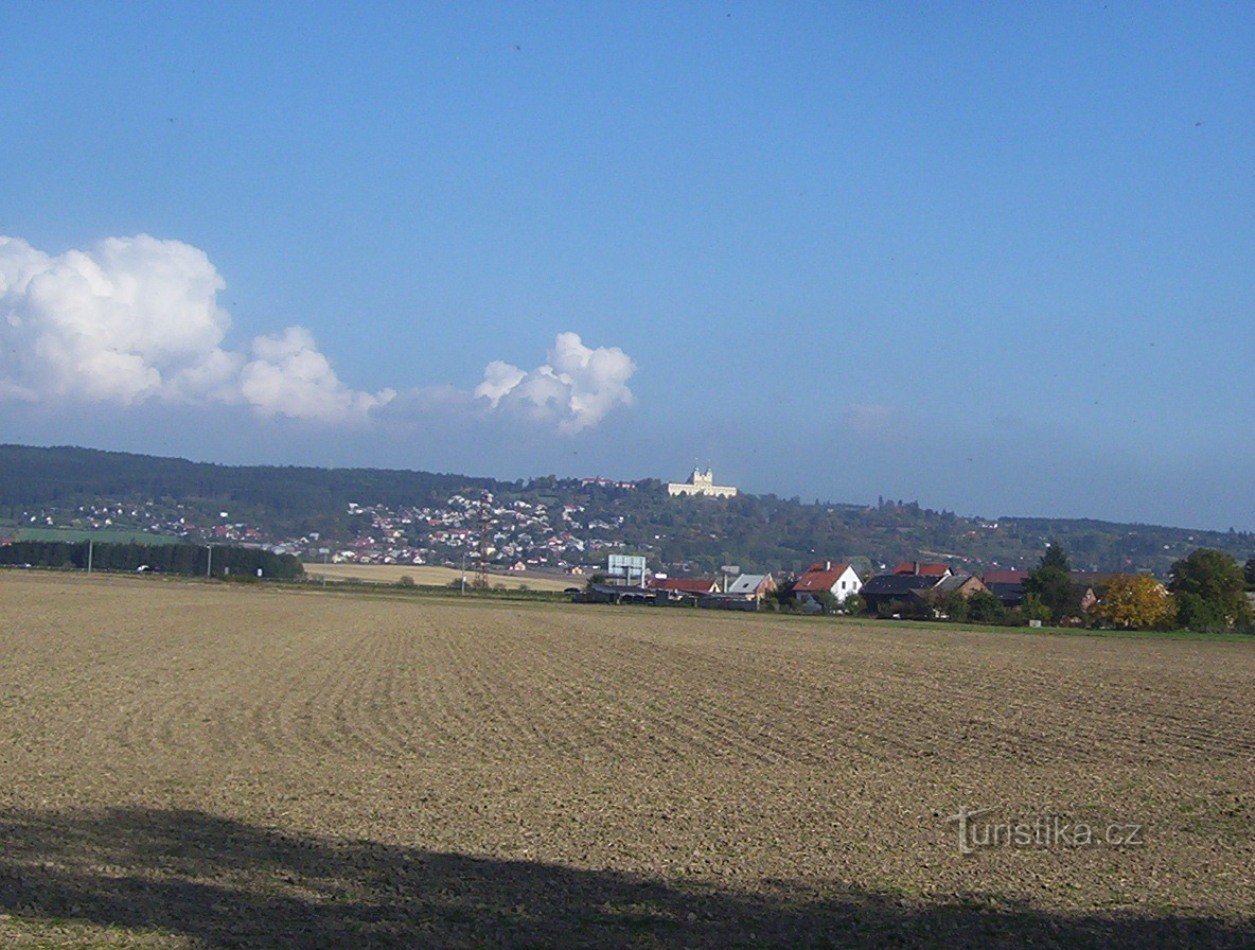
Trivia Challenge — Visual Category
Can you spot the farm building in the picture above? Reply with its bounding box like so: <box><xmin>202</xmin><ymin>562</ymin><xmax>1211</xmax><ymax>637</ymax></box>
<box><xmin>647</xmin><ymin>576</ymin><xmax>719</xmax><ymax>595</ymax></box>
<box><xmin>576</xmin><ymin>583</ymin><xmax>653</xmax><ymax>605</ymax></box>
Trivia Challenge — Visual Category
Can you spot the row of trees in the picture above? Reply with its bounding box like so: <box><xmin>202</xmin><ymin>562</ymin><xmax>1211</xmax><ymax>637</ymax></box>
<box><xmin>0</xmin><ymin>540</ymin><xmax>304</xmax><ymax>580</ymax></box>
<box><xmin>1003</xmin><ymin>545</ymin><xmax>1249</xmax><ymax>632</ymax></box>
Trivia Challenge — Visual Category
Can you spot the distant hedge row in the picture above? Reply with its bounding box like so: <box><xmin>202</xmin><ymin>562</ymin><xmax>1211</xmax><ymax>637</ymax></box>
<box><xmin>0</xmin><ymin>540</ymin><xmax>303</xmax><ymax>580</ymax></box>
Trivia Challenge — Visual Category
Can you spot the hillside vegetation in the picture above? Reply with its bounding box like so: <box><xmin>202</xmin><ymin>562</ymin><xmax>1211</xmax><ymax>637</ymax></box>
<box><xmin>0</xmin><ymin>444</ymin><xmax>1249</xmax><ymax>575</ymax></box>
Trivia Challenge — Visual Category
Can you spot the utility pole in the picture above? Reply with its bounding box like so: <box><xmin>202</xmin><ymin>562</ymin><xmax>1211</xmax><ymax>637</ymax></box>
<box><xmin>86</xmin><ymin>539</ymin><xmax>93</xmax><ymax>575</ymax></box>
<box><xmin>460</xmin><ymin>552</ymin><xmax>467</xmax><ymax>594</ymax></box>
<box><xmin>206</xmin><ymin>544</ymin><xmax>213</xmax><ymax>579</ymax></box>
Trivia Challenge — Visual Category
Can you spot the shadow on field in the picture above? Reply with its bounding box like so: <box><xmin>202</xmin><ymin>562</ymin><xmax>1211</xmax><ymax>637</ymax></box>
<box><xmin>0</xmin><ymin>807</ymin><xmax>1244</xmax><ymax>947</ymax></box>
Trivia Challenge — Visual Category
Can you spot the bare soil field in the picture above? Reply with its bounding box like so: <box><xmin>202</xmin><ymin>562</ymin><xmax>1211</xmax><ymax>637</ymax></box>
<box><xmin>0</xmin><ymin>571</ymin><xmax>1250</xmax><ymax>946</ymax></box>
<box><xmin>303</xmin><ymin>562</ymin><xmax>574</xmax><ymax>591</ymax></box>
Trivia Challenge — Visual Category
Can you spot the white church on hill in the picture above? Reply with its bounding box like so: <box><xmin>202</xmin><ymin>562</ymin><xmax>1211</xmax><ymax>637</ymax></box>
<box><xmin>666</xmin><ymin>467</ymin><xmax>738</xmax><ymax>498</ymax></box>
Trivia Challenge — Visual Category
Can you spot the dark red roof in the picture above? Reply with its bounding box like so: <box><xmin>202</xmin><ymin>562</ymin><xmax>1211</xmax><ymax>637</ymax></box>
<box><xmin>893</xmin><ymin>561</ymin><xmax>950</xmax><ymax>577</ymax></box>
<box><xmin>793</xmin><ymin>561</ymin><xmax>854</xmax><ymax>593</ymax></box>
<box><xmin>648</xmin><ymin>577</ymin><xmax>715</xmax><ymax>593</ymax></box>
<box><xmin>981</xmin><ymin>569</ymin><xmax>1025</xmax><ymax>585</ymax></box>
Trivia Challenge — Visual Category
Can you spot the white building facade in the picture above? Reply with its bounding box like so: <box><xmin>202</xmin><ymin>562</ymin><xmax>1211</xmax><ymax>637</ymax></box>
<box><xmin>667</xmin><ymin>468</ymin><xmax>737</xmax><ymax>498</ymax></box>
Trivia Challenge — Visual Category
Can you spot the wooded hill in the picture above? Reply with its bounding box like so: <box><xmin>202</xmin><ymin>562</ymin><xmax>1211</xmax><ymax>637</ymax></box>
<box><xmin>1</xmin><ymin>444</ymin><xmax>1249</xmax><ymax>576</ymax></box>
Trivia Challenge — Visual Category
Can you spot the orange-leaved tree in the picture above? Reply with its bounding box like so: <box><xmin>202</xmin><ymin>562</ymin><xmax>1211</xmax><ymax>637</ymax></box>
<box><xmin>1092</xmin><ymin>574</ymin><xmax>1176</xmax><ymax>630</ymax></box>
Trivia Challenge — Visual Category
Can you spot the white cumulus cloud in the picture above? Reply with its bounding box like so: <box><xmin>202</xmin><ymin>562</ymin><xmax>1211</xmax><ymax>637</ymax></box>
<box><xmin>0</xmin><ymin>234</ymin><xmax>391</xmax><ymax>423</ymax></box>
<box><xmin>0</xmin><ymin>234</ymin><xmax>636</xmax><ymax>432</ymax></box>
<box><xmin>474</xmin><ymin>332</ymin><xmax>637</xmax><ymax>434</ymax></box>
<box><xmin>240</xmin><ymin>327</ymin><xmax>394</xmax><ymax>423</ymax></box>
<box><xmin>0</xmin><ymin>234</ymin><xmax>232</xmax><ymax>405</ymax></box>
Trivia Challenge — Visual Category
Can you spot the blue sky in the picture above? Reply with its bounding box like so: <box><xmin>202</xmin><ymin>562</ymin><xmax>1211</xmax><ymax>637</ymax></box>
<box><xmin>2</xmin><ymin>3</ymin><xmax>1251</xmax><ymax>529</ymax></box>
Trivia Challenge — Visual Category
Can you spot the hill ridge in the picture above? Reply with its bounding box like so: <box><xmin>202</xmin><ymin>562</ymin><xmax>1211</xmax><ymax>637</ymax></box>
<box><xmin>0</xmin><ymin>443</ymin><xmax>1249</xmax><ymax>576</ymax></box>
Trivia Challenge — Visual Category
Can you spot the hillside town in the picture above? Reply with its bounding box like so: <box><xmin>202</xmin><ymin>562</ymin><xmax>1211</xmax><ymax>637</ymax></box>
<box><xmin>3</xmin><ymin>492</ymin><xmax>623</xmax><ymax>573</ymax></box>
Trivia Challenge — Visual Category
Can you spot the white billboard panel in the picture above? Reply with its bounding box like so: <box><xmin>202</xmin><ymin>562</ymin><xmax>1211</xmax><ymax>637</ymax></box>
<box><xmin>607</xmin><ymin>554</ymin><xmax>647</xmax><ymax>580</ymax></box>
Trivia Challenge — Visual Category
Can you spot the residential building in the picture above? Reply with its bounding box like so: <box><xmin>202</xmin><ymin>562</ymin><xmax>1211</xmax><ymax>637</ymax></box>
<box><xmin>725</xmin><ymin>573</ymin><xmax>777</xmax><ymax>603</ymax></box>
<box><xmin>792</xmin><ymin>561</ymin><xmax>863</xmax><ymax>604</ymax></box>
<box><xmin>929</xmin><ymin>573</ymin><xmax>989</xmax><ymax>599</ymax></box>
<box><xmin>892</xmin><ymin>561</ymin><xmax>952</xmax><ymax>578</ymax></box>
<box><xmin>981</xmin><ymin>569</ymin><xmax>1027</xmax><ymax>608</ymax></box>
<box><xmin>860</xmin><ymin>573</ymin><xmax>945</xmax><ymax>613</ymax></box>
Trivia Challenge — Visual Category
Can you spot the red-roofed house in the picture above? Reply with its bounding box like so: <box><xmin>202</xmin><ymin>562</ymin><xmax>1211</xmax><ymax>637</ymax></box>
<box><xmin>647</xmin><ymin>576</ymin><xmax>718</xmax><ymax>595</ymax></box>
<box><xmin>981</xmin><ymin>569</ymin><xmax>1026</xmax><ymax>585</ymax></box>
<box><xmin>892</xmin><ymin>561</ymin><xmax>952</xmax><ymax>578</ymax></box>
<box><xmin>792</xmin><ymin>561</ymin><xmax>863</xmax><ymax>604</ymax></box>
<box><xmin>980</xmin><ymin>569</ymin><xmax>1027</xmax><ymax>607</ymax></box>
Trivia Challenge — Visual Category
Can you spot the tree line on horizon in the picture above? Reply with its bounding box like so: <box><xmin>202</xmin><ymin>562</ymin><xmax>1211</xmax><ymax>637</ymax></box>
<box><xmin>0</xmin><ymin>540</ymin><xmax>304</xmax><ymax>580</ymax></box>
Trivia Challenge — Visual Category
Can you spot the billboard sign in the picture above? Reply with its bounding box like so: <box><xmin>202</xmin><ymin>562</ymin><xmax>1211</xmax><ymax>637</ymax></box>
<box><xmin>607</xmin><ymin>554</ymin><xmax>647</xmax><ymax>581</ymax></box>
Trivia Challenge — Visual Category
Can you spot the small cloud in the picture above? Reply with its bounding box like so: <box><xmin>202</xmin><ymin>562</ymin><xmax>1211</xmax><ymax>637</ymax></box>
<box><xmin>475</xmin><ymin>332</ymin><xmax>637</xmax><ymax>434</ymax></box>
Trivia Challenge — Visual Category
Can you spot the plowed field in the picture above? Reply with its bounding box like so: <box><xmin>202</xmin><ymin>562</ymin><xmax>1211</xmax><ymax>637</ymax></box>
<box><xmin>0</xmin><ymin>571</ymin><xmax>1250</xmax><ymax>945</ymax></box>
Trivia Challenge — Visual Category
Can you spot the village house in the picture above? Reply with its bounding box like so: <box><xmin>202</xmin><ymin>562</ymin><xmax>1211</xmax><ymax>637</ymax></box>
<box><xmin>981</xmin><ymin>569</ymin><xmax>1027</xmax><ymax>607</ymax></box>
<box><xmin>909</xmin><ymin>574</ymin><xmax>991</xmax><ymax>616</ymax></box>
<box><xmin>792</xmin><ymin>561</ymin><xmax>863</xmax><ymax>605</ymax></box>
<box><xmin>892</xmin><ymin>561</ymin><xmax>953</xmax><ymax>578</ymax></box>
<box><xmin>929</xmin><ymin>573</ymin><xmax>989</xmax><ymax>599</ymax></box>
<box><xmin>860</xmin><ymin>572</ymin><xmax>947</xmax><ymax>614</ymax></box>
<box><xmin>725</xmin><ymin>573</ymin><xmax>777</xmax><ymax>603</ymax></box>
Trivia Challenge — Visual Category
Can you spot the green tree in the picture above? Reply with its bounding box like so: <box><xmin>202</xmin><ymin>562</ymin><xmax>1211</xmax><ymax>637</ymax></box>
<box><xmin>940</xmin><ymin>590</ymin><xmax>969</xmax><ymax>623</ymax></box>
<box><xmin>966</xmin><ymin>589</ymin><xmax>1005</xmax><ymax>624</ymax></box>
<box><xmin>1022</xmin><ymin>594</ymin><xmax>1052</xmax><ymax>624</ymax></box>
<box><xmin>1245</xmin><ymin>557</ymin><xmax>1255</xmax><ymax>591</ymax></box>
<box><xmin>814</xmin><ymin>590</ymin><xmax>838</xmax><ymax>614</ymax></box>
<box><xmin>1039</xmin><ymin>543</ymin><xmax>1071</xmax><ymax>572</ymax></box>
<box><xmin>1024</xmin><ymin>543</ymin><xmax>1079</xmax><ymax>622</ymax></box>
<box><xmin>841</xmin><ymin>592</ymin><xmax>867</xmax><ymax>616</ymax></box>
<box><xmin>1169</xmin><ymin>549</ymin><xmax>1251</xmax><ymax>630</ymax></box>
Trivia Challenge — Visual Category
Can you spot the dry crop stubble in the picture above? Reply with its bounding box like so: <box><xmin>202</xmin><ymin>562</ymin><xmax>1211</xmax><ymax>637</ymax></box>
<box><xmin>0</xmin><ymin>570</ymin><xmax>1250</xmax><ymax>945</ymax></box>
